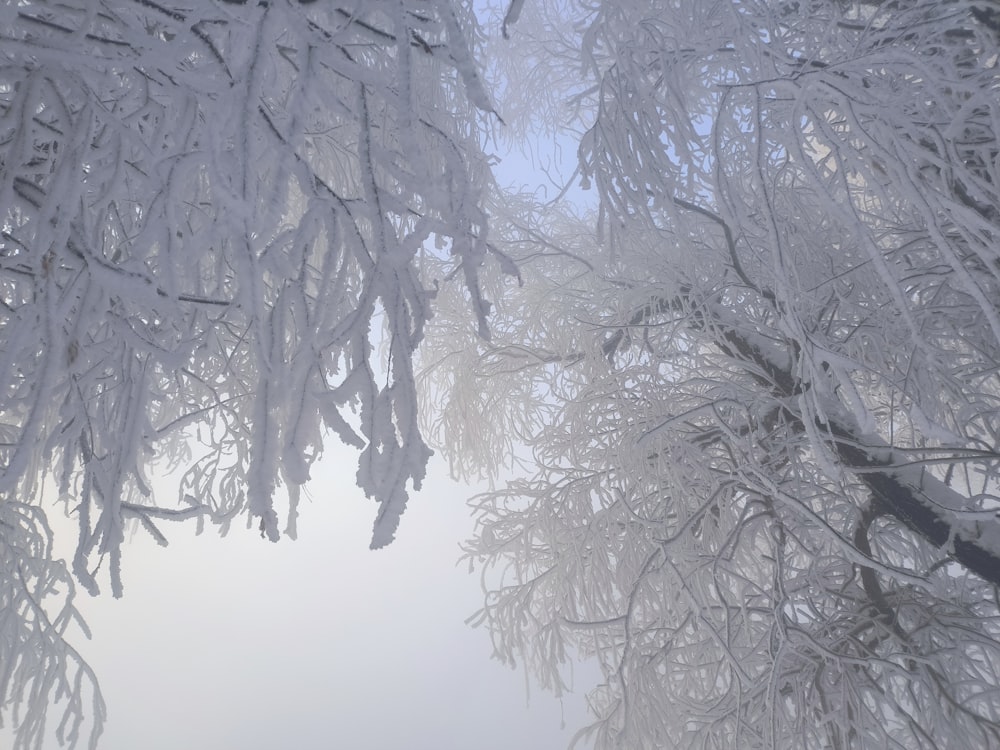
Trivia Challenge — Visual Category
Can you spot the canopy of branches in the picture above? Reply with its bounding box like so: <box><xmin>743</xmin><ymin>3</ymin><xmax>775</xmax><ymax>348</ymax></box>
<box><xmin>2</xmin><ymin>1</ymin><xmax>999</xmax><ymax>749</ymax></box>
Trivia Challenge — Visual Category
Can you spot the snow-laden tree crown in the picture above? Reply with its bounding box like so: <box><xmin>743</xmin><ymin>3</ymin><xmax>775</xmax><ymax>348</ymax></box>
<box><xmin>442</xmin><ymin>1</ymin><xmax>1000</xmax><ymax>748</ymax></box>
<box><xmin>1</xmin><ymin>2</ymin><xmax>500</xmax><ymax>747</ymax></box>
<box><xmin>2</xmin><ymin>1</ymin><xmax>1000</xmax><ymax>749</ymax></box>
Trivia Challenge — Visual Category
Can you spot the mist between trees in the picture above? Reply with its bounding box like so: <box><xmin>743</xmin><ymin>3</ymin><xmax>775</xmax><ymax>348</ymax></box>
<box><xmin>1</xmin><ymin>1</ymin><xmax>999</xmax><ymax>748</ymax></box>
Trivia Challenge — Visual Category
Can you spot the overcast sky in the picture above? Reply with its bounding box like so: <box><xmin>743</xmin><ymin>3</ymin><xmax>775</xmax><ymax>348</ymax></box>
<box><xmin>9</xmin><ymin>446</ymin><xmax>595</xmax><ymax>750</ymax></box>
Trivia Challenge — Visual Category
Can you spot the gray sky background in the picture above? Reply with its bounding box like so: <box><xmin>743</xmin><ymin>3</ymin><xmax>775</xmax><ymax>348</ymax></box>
<box><xmin>58</xmin><ymin>446</ymin><xmax>597</xmax><ymax>750</ymax></box>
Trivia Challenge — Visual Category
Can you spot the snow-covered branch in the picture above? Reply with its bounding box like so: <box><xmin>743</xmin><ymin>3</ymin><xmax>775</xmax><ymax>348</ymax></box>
<box><xmin>1</xmin><ymin>0</ymin><xmax>498</xmax><ymax>743</ymax></box>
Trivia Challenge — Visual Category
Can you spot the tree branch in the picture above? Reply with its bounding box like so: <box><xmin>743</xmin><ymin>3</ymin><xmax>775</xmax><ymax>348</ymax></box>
<box><xmin>605</xmin><ymin>290</ymin><xmax>1000</xmax><ymax>587</ymax></box>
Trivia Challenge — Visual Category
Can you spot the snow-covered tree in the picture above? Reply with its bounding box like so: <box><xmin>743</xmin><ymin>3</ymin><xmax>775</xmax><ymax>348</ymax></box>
<box><xmin>451</xmin><ymin>1</ymin><xmax>1000</xmax><ymax>748</ymax></box>
<box><xmin>0</xmin><ymin>2</ymin><xmax>499</xmax><ymax>746</ymax></box>
<box><xmin>6</xmin><ymin>0</ymin><xmax>1000</xmax><ymax>747</ymax></box>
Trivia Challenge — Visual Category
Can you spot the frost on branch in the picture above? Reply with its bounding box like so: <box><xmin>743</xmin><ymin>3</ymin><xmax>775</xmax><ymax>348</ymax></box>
<box><xmin>0</xmin><ymin>0</ymin><xmax>496</xmax><ymax>560</ymax></box>
<box><xmin>0</xmin><ymin>1</ymin><xmax>495</xmax><ymax>742</ymax></box>
<box><xmin>455</xmin><ymin>2</ymin><xmax>1000</xmax><ymax>748</ymax></box>
<box><xmin>0</xmin><ymin>503</ymin><xmax>104</xmax><ymax>750</ymax></box>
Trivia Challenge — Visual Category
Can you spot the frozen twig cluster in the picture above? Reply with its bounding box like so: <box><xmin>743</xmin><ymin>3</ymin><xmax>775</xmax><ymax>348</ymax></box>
<box><xmin>455</xmin><ymin>1</ymin><xmax>1000</xmax><ymax>748</ymax></box>
<box><xmin>0</xmin><ymin>1</ymin><xmax>498</xmax><ymax>745</ymax></box>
